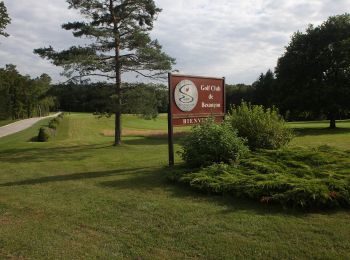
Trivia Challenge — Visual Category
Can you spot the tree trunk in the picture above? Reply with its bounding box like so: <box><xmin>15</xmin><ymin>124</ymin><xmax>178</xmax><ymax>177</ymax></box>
<box><xmin>111</xmin><ymin>0</ymin><xmax>122</xmax><ymax>146</ymax></box>
<box><xmin>38</xmin><ymin>105</ymin><xmax>42</xmax><ymax>117</ymax></box>
<box><xmin>114</xmin><ymin>49</ymin><xmax>122</xmax><ymax>146</ymax></box>
<box><xmin>113</xmin><ymin>64</ymin><xmax>122</xmax><ymax>145</ymax></box>
<box><xmin>329</xmin><ymin>112</ymin><xmax>336</xmax><ymax>129</ymax></box>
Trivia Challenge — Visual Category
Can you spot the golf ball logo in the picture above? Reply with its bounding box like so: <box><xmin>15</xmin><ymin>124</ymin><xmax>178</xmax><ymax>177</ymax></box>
<box><xmin>174</xmin><ymin>80</ymin><xmax>198</xmax><ymax>112</ymax></box>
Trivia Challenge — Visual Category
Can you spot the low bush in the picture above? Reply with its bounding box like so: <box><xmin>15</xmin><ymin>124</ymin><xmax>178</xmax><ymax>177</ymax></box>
<box><xmin>180</xmin><ymin>118</ymin><xmax>249</xmax><ymax>167</ymax></box>
<box><xmin>170</xmin><ymin>146</ymin><xmax>350</xmax><ymax>209</ymax></box>
<box><xmin>48</xmin><ymin>114</ymin><xmax>63</xmax><ymax>130</ymax></box>
<box><xmin>48</xmin><ymin>120</ymin><xmax>58</xmax><ymax>130</ymax></box>
<box><xmin>228</xmin><ymin>102</ymin><xmax>293</xmax><ymax>150</ymax></box>
<box><xmin>37</xmin><ymin>127</ymin><xmax>51</xmax><ymax>142</ymax></box>
<box><xmin>38</xmin><ymin>113</ymin><xmax>64</xmax><ymax>141</ymax></box>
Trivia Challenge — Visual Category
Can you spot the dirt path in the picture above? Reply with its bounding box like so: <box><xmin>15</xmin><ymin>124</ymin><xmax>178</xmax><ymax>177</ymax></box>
<box><xmin>0</xmin><ymin>113</ymin><xmax>61</xmax><ymax>138</ymax></box>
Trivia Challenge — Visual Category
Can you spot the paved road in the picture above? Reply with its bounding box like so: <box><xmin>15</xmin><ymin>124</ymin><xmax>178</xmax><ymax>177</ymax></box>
<box><xmin>0</xmin><ymin>113</ymin><xmax>61</xmax><ymax>138</ymax></box>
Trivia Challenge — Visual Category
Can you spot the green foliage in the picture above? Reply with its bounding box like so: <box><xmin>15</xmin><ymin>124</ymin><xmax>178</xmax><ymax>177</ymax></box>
<box><xmin>48</xmin><ymin>115</ymin><xmax>63</xmax><ymax>130</ymax></box>
<box><xmin>228</xmin><ymin>102</ymin><xmax>293</xmax><ymax>150</ymax></box>
<box><xmin>34</xmin><ymin>0</ymin><xmax>176</xmax><ymax>145</ymax></box>
<box><xmin>48</xmin><ymin>119</ymin><xmax>58</xmax><ymax>130</ymax></box>
<box><xmin>252</xmin><ymin>69</ymin><xmax>276</xmax><ymax>108</ymax></box>
<box><xmin>171</xmin><ymin>146</ymin><xmax>350</xmax><ymax>209</ymax></box>
<box><xmin>37</xmin><ymin>127</ymin><xmax>51</xmax><ymax>142</ymax></box>
<box><xmin>225</xmin><ymin>83</ymin><xmax>255</xmax><ymax>110</ymax></box>
<box><xmin>0</xmin><ymin>1</ymin><xmax>11</xmax><ymax>37</ymax></box>
<box><xmin>42</xmin><ymin>114</ymin><xmax>64</xmax><ymax>139</ymax></box>
<box><xmin>58</xmin><ymin>112</ymin><xmax>64</xmax><ymax>119</ymax></box>
<box><xmin>122</xmin><ymin>83</ymin><xmax>160</xmax><ymax>119</ymax></box>
<box><xmin>0</xmin><ymin>65</ymin><xmax>54</xmax><ymax>120</ymax></box>
<box><xmin>180</xmin><ymin>118</ymin><xmax>249</xmax><ymax>167</ymax></box>
<box><xmin>51</xmin><ymin>82</ymin><xmax>167</xmax><ymax>118</ymax></box>
<box><xmin>275</xmin><ymin>14</ymin><xmax>350</xmax><ymax>128</ymax></box>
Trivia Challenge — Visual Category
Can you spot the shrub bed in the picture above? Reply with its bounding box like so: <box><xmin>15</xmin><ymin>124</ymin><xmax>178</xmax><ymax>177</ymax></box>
<box><xmin>169</xmin><ymin>146</ymin><xmax>350</xmax><ymax>209</ymax></box>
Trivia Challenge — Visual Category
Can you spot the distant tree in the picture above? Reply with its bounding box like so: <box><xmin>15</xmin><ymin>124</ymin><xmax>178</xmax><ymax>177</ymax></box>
<box><xmin>154</xmin><ymin>84</ymin><xmax>168</xmax><ymax>113</ymax></box>
<box><xmin>275</xmin><ymin>14</ymin><xmax>350</xmax><ymax>128</ymax></box>
<box><xmin>0</xmin><ymin>1</ymin><xmax>11</xmax><ymax>37</ymax></box>
<box><xmin>51</xmin><ymin>82</ymin><xmax>168</xmax><ymax>116</ymax></box>
<box><xmin>29</xmin><ymin>74</ymin><xmax>54</xmax><ymax>117</ymax></box>
<box><xmin>0</xmin><ymin>65</ymin><xmax>27</xmax><ymax>119</ymax></box>
<box><xmin>0</xmin><ymin>65</ymin><xmax>54</xmax><ymax>119</ymax></box>
<box><xmin>122</xmin><ymin>83</ymin><xmax>158</xmax><ymax>119</ymax></box>
<box><xmin>252</xmin><ymin>69</ymin><xmax>276</xmax><ymax>108</ymax></box>
<box><xmin>35</xmin><ymin>0</ymin><xmax>175</xmax><ymax>145</ymax></box>
<box><xmin>225</xmin><ymin>84</ymin><xmax>255</xmax><ymax>110</ymax></box>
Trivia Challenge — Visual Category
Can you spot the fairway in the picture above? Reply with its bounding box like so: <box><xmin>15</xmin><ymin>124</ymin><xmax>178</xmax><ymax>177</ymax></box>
<box><xmin>0</xmin><ymin>113</ymin><xmax>350</xmax><ymax>259</ymax></box>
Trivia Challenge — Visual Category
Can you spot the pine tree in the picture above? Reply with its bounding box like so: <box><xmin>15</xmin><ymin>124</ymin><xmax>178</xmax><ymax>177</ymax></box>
<box><xmin>0</xmin><ymin>1</ymin><xmax>11</xmax><ymax>37</ymax></box>
<box><xmin>35</xmin><ymin>0</ymin><xmax>175</xmax><ymax>145</ymax></box>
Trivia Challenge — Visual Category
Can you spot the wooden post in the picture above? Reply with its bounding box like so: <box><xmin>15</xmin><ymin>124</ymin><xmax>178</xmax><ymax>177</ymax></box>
<box><xmin>223</xmin><ymin>77</ymin><xmax>226</xmax><ymax>114</ymax></box>
<box><xmin>168</xmin><ymin>73</ymin><xmax>174</xmax><ymax>166</ymax></box>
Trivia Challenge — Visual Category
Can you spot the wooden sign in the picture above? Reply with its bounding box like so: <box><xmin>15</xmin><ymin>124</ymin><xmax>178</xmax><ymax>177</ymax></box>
<box><xmin>167</xmin><ymin>73</ymin><xmax>226</xmax><ymax>165</ymax></box>
<box><xmin>169</xmin><ymin>74</ymin><xmax>225</xmax><ymax>126</ymax></box>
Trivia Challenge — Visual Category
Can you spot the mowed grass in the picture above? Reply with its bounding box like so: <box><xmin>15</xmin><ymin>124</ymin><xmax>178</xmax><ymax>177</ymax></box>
<box><xmin>0</xmin><ymin>113</ymin><xmax>350</xmax><ymax>259</ymax></box>
<box><xmin>0</xmin><ymin>119</ymin><xmax>18</xmax><ymax>127</ymax></box>
<box><xmin>290</xmin><ymin>120</ymin><xmax>350</xmax><ymax>150</ymax></box>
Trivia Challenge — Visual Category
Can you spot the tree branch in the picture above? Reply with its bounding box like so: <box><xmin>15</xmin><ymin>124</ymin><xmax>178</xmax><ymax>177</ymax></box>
<box><xmin>62</xmin><ymin>73</ymin><xmax>116</xmax><ymax>84</ymax></box>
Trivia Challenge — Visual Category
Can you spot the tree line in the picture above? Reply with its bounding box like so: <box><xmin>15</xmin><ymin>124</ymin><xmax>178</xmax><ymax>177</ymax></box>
<box><xmin>50</xmin><ymin>82</ymin><xmax>168</xmax><ymax>118</ymax></box>
<box><xmin>227</xmin><ymin>14</ymin><xmax>350</xmax><ymax>128</ymax></box>
<box><xmin>0</xmin><ymin>65</ymin><xmax>57</xmax><ymax>120</ymax></box>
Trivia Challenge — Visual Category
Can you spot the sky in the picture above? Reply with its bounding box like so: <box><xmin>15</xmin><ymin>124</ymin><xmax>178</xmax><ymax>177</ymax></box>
<box><xmin>0</xmin><ymin>0</ymin><xmax>349</xmax><ymax>85</ymax></box>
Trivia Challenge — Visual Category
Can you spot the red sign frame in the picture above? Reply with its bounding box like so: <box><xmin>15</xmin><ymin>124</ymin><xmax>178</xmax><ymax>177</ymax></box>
<box><xmin>167</xmin><ymin>73</ymin><xmax>226</xmax><ymax>165</ymax></box>
<box><xmin>169</xmin><ymin>74</ymin><xmax>225</xmax><ymax>126</ymax></box>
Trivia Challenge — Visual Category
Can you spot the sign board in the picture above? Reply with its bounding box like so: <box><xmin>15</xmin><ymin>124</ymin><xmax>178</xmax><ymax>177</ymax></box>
<box><xmin>169</xmin><ymin>74</ymin><xmax>225</xmax><ymax>126</ymax></box>
<box><xmin>167</xmin><ymin>73</ymin><xmax>226</xmax><ymax>165</ymax></box>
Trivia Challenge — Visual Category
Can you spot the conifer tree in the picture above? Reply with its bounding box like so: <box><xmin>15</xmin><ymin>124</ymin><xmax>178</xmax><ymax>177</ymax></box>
<box><xmin>0</xmin><ymin>1</ymin><xmax>11</xmax><ymax>37</ymax></box>
<box><xmin>35</xmin><ymin>0</ymin><xmax>175</xmax><ymax>145</ymax></box>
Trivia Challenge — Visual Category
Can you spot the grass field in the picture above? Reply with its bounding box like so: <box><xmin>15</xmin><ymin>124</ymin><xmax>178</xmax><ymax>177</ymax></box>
<box><xmin>0</xmin><ymin>119</ymin><xmax>18</xmax><ymax>127</ymax></box>
<box><xmin>290</xmin><ymin>120</ymin><xmax>350</xmax><ymax>150</ymax></box>
<box><xmin>0</xmin><ymin>113</ymin><xmax>350</xmax><ymax>259</ymax></box>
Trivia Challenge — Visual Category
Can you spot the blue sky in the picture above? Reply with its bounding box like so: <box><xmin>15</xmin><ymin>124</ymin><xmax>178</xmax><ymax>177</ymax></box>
<box><xmin>0</xmin><ymin>0</ymin><xmax>349</xmax><ymax>84</ymax></box>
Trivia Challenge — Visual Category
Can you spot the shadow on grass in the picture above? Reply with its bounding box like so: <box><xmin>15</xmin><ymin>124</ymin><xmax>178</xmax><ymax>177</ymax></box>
<box><xmin>0</xmin><ymin>163</ymin><xmax>282</xmax><ymax>215</ymax></box>
<box><xmin>0</xmin><ymin>144</ymin><xmax>112</xmax><ymax>163</ymax></box>
<box><xmin>293</xmin><ymin>127</ymin><xmax>350</xmax><ymax>137</ymax></box>
<box><xmin>0</xmin><ymin>167</ymin><xmax>145</xmax><ymax>187</ymax></box>
<box><xmin>122</xmin><ymin>136</ymin><xmax>185</xmax><ymax>146</ymax></box>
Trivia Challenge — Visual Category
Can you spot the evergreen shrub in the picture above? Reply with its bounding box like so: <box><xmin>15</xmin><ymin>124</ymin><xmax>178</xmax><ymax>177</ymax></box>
<box><xmin>170</xmin><ymin>146</ymin><xmax>350</xmax><ymax>209</ymax></box>
<box><xmin>180</xmin><ymin>118</ymin><xmax>249</xmax><ymax>167</ymax></box>
<box><xmin>37</xmin><ymin>127</ymin><xmax>51</xmax><ymax>142</ymax></box>
<box><xmin>228</xmin><ymin>102</ymin><xmax>293</xmax><ymax>150</ymax></box>
<box><xmin>48</xmin><ymin>119</ymin><xmax>58</xmax><ymax>130</ymax></box>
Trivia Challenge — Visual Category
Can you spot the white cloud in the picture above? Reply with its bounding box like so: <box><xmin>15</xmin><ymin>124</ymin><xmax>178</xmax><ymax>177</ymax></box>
<box><xmin>1</xmin><ymin>0</ymin><xmax>350</xmax><ymax>84</ymax></box>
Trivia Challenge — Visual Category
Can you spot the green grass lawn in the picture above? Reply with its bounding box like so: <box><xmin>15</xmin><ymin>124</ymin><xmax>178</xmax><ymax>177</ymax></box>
<box><xmin>290</xmin><ymin>119</ymin><xmax>350</xmax><ymax>150</ymax></box>
<box><xmin>0</xmin><ymin>119</ymin><xmax>18</xmax><ymax>127</ymax></box>
<box><xmin>0</xmin><ymin>114</ymin><xmax>350</xmax><ymax>259</ymax></box>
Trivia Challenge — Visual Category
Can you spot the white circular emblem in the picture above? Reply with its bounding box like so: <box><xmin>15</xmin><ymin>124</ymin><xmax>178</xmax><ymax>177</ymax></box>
<box><xmin>174</xmin><ymin>80</ymin><xmax>198</xmax><ymax>112</ymax></box>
